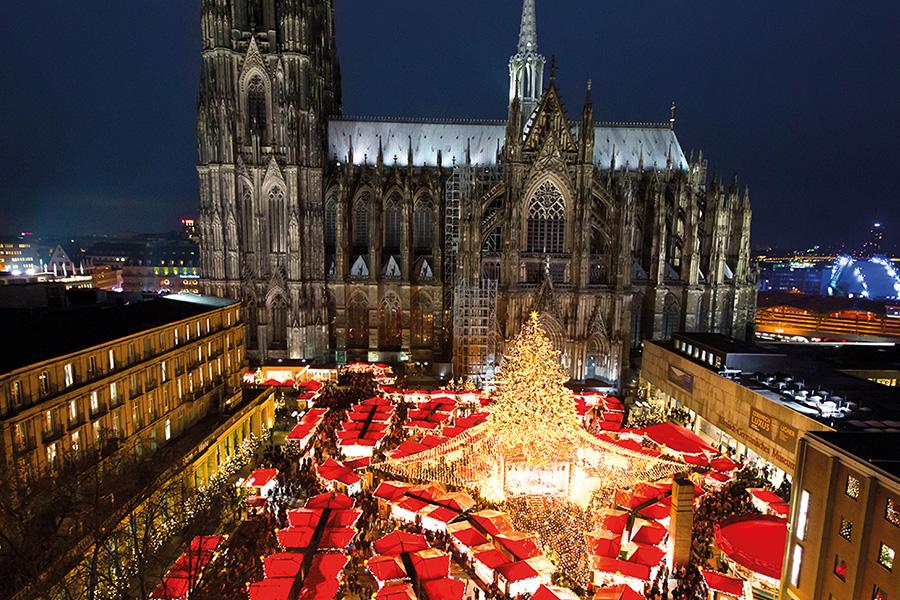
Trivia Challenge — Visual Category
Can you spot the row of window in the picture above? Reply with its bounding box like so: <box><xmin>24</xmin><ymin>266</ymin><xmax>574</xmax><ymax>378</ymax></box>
<box><xmin>674</xmin><ymin>338</ymin><xmax>724</xmax><ymax>369</ymax></box>
<box><xmin>4</xmin><ymin>311</ymin><xmax>237</xmax><ymax>413</ymax></box>
<box><xmin>324</xmin><ymin>193</ymin><xmax>437</xmax><ymax>253</ymax></box>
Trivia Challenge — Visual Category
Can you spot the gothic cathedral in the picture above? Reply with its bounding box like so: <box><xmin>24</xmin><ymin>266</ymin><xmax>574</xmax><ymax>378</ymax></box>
<box><xmin>198</xmin><ymin>0</ymin><xmax>755</xmax><ymax>386</ymax></box>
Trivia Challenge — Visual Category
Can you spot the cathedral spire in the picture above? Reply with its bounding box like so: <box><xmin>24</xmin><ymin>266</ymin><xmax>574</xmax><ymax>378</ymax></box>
<box><xmin>517</xmin><ymin>0</ymin><xmax>538</xmax><ymax>54</ymax></box>
<box><xmin>508</xmin><ymin>0</ymin><xmax>545</xmax><ymax>118</ymax></box>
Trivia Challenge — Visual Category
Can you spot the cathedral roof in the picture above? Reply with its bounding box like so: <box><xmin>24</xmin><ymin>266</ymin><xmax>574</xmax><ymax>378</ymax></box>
<box><xmin>328</xmin><ymin>117</ymin><xmax>688</xmax><ymax>171</ymax></box>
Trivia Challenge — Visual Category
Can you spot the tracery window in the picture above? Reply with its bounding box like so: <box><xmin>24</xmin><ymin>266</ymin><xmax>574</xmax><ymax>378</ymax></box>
<box><xmin>353</xmin><ymin>193</ymin><xmax>369</xmax><ymax>248</ymax></box>
<box><xmin>324</xmin><ymin>196</ymin><xmax>337</xmax><ymax>249</ymax></box>
<box><xmin>411</xmin><ymin>294</ymin><xmax>434</xmax><ymax>348</ymax></box>
<box><xmin>268</xmin><ymin>187</ymin><xmax>285</xmax><ymax>253</ymax></box>
<box><xmin>271</xmin><ymin>298</ymin><xmax>287</xmax><ymax>349</ymax></box>
<box><xmin>240</xmin><ymin>187</ymin><xmax>254</xmax><ymax>247</ymax></box>
<box><xmin>246</xmin><ymin>75</ymin><xmax>268</xmax><ymax>143</ymax></box>
<box><xmin>379</xmin><ymin>295</ymin><xmax>402</xmax><ymax>350</ymax></box>
<box><xmin>527</xmin><ymin>181</ymin><xmax>565</xmax><ymax>253</ymax></box>
<box><xmin>384</xmin><ymin>194</ymin><xmax>401</xmax><ymax>252</ymax></box>
<box><xmin>347</xmin><ymin>295</ymin><xmax>369</xmax><ymax>349</ymax></box>
<box><xmin>661</xmin><ymin>294</ymin><xmax>680</xmax><ymax>340</ymax></box>
<box><xmin>413</xmin><ymin>198</ymin><xmax>434</xmax><ymax>253</ymax></box>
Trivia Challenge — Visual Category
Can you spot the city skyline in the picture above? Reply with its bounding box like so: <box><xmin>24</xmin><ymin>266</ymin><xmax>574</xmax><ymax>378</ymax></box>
<box><xmin>0</xmin><ymin>1</ymin><xmax>897</xmax><ymax>249</ymax></box>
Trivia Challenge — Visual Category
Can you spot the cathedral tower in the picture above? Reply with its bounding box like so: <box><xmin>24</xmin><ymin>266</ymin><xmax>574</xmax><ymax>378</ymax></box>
<box><xmin>197</xmin><ymin>0</ymin><xmax>341</xmax><ymax>361</ymax></box>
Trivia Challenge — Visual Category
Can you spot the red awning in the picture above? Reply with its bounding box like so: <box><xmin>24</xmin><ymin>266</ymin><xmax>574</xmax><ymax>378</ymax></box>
<box><xmin>410</xmin><ymin>548</ymin><xmax>451</xmax><ymax>581</ymax></box>
<box><xmin>373</xmin><ymin>530</ymin><xmax>429</xmax><ymax>556</ymax></box>
<box><xmin>316</xmin><ymin>458</ymin><xmax>361</xmax><ymax>486</ymax></box>
<box><xmin>593</xmin><ymin>585</ymin><xmax>646</xmax><ymax>600</ymax></box>
<box><xmin>701</xmin><ymin>570</ymin><xmax>745</xmax><ymax>596</ymax></box>
<box><xmin>422</xmin><ymin>578</ymin><xmax>465</xmax><ymax>600</ymax></box>
<box><xmin>374</xmin><ymin>481</ymin><xmax>412</xmax><ymax>502</ymax></box>
<box><xmin>367</xmin><ymin>555</ymin><xmax>408</xmax><ymax>582</ymax></box>
<box><xmin>714</xmin><ymin>514</ymin><xmax>787</xmax><ymax>579</ymax></box>
<box><xmin>628</xmin><ymin>544</ymin><xmax>666</xmax><ymax>567</ymax></box>
<box><xmin>496</xmin><ymin>560</ymin><xmax>539</xmax><ymax>582</ymax></box>
<box><xmin>494</xmin><ymin>533</ymin><xmax>542</xmax><ymax>560</ymax></box>
<box><xmin>150</xmin><ymin>577</ymin><xmax>191</xmax><ymax>600</ymax></box>
<box><xmin>376</xmin><ymin>583</ymin><xmax>417</xmax><ymax>600</ymax></box>
<box><xmin>305</xmin><ymin>492</ymin><xmax>355</xmax><ymax>510</ymax></box>
<box><xmin>631</xmin><ymin>521</ymin><xmax>667</xmax><ymax>545</ymax></box>
<box><xmin>592</xmin><ymin>557</ymin><xmax>651</xmax><ymax>582</ymax></box>
<box><xmin>245</xmin><ymin>468</ymin><xmax>279</xmax><ymax>488</ymax></box>
<box><xmin>586</xmin><ymin>530</ymin><xmax>622</xmax><ymax>558</ymax></box>
<box><xmin>263</xmin><ymin>553</ymin><xmax>304</xmax><ymax>579</ymax></box>
<box><xmin>248</xmin><ymin>578</ymin><xmax>294</xmax><ymax>600</ymax></box>
<box><xmin>710</xmin><ymin>456</ymin><xmax>740</xmax><ymax>472</ymax></box>
<box><xmin>634</xmin><ymin>423</ymin><xmax>715</xmax><ymax>455</ymax></box>
<box><xmin>450</xmin><ymin>526</ymin><xmax>488</xmax><ymax>549</ymax></box>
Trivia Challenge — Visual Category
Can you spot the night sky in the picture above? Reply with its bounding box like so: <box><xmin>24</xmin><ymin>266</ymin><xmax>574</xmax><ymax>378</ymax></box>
<box><xmin>1</xmin><ymin>1</ymin><xmax>898</xmax><ymax>252</ymax></box>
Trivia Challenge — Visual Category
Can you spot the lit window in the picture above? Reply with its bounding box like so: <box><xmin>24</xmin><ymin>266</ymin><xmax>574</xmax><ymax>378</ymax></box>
<box><xmin>71</xmin><ymin>431</ymin><xmax>80</xmax><ymax>455</ymax></box>
<box><xmin>165</xmin><ymin>419</ymin><xmax>171</xmax><ymax>441</ymax></box>
<box><xmin>45</xmin><ymin>410</ymin><xmax>54</xmax><ymax>432</ymax></box>
<box><xmin>846</xmin><ymin>475</ymin><xmax>861</xmax><ymax>499</ymax></box>
<box><xmin>198</xmin><ymin>347</ymin><xmax>203</xmax><ymax>363</ymax></box>
<box><xmin>90</xmin><ymin>391</ymin><xmax>99</xmax><ymax>413</ymax></box>
<box><xmin>790</xmin><ymin>543</ymin><xmax>803</xmax><ymax>587</ymax></box>
<box><xmin>873</xmin><ymin>585</ymin><xmax>889</xmax><ymax>600</ymax></box>
<box><xmin>206</xmin><ymin>318</ymin><xmax>210</xmax><ymax>334</ymax></box>
<box><xmin>878</xmin><ymin>543</ymin><xmax>894</xmax><ymax>571</ymax></box>
<box><xmin>10</xmin><ymin>380</ymin><xmax>22</xmax><ymax>406</ymax></box>
<box><xmin>69</xmin><ymin>400</ymin><xmax>78</xmax><ymax>422</ymax></box>
<box><xmin>39</xmin><ymin>371</ymin><xmax>50</xmax><ymax>396</ymax></box>
<box><xmin>108</xmin><ymin>349</ymin><xmax>115</xmax><ymax>371</ymax></box>
<box><xmin>839</xmin><ymin>518</ymin><xmax>853</xmax><ymax>541</ymax></box>
<box><xmin>109</xmin><ymin>382</ymin><xmax>118</xmax><ymax>403</ymax></box>
<box><xmin>64</xmin><ymin>363</ymin><xmax>75</xmax><ymax>387</ymax></box>
<box><xmin>161</xmin><ymin>361</ymin><xmax>168</xmax><ymax>383</ymax></box>
<box><xmin>797</xmin><ymin>490</ymin><xmax>811</xmax><ymax>540</ymax></box>
<box><xmin>833</xmin><ymin>557</ymin><xmax>848</xmax><ymax>581</ymax></box>
<box><xmin>887</xmin><ymin>498</ymin><xmax>899</xmax><ymax>527</ymax></box>
<box><xmin>46</xmin><ymin>443</ymin><xmax>58</xmax><ymax>470</ymax></box>
<box><xmin>196</xmin><ymin>321</ymin><xmax>201</xmax><ymax>338</ymax></box>
<box><xmin>174</xmin><ymin>328</ymin><xmax>179</xmax><ymax>345</ymax></box>
<box><xmin>177</xmin><ymin>379</ymin><xmax>183</xmax><ymax>399</ymax></box>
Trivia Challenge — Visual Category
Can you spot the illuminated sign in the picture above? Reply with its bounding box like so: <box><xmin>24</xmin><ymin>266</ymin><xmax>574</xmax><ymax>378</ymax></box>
<box><xmin>667</xmin><ymin>364</ymin><xmax>694</xmax><ymax>392</ymax></box>
<box><xmin>749</xmin><ymin>408</ymin><xmax>798</xmax><ymax>451</ymax></box>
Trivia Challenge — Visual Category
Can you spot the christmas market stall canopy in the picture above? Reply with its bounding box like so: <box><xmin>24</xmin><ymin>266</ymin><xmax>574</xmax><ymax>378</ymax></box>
<box><xmin>248</xmin><ymin>552</ymin><xmax>348</xmax><ymax>600</ymax></box>
<box><xmin>748</xmin><ymin>488</ymin><xmax>790</xmax><ymax>519</ymax></box>
<box><xmin>316</xmin><ymin>458</ymin><xmax>362</xmax><ymax>495</ymax></box>
<box><xmin>532</xmin><ymin>584</ymin><xmax>581</xmax><ymax>600</ymax></box>
<box><xmin>244</xmin><ymin>468</ymin><xmax>279</xmax><ymax>497</ymax></box>
<box><xmin>714</xmin><ymin>514</ymin><xmax>787</xmax><ymax>581</ymax></box>
<box><xmin>593</xmin><ymin>584</ymin><xmax>647</xmax><ymax>600</ymax></box>
<box><xmin>375</xmin><ymin>582</ymin><xmax>417</xmax><ymax>600</ymax></box>
<box><xmin>337</xmin><ymin>397</ymin><xmax>395</xmax><ymax>458</ymax></box>
<box><xmin>367</xmin><ymin>530</ymin><xmax>465</xmax><ymax>599</ymax></box>
<box><xmin>627</xmin><ymin>423</ymin><xmax>716</xmax><ymax>457</ymax></box>
<box><xmin>701</xmin><ymin>570</ymin><xmax>746</xmax><ymax>598</ymax></box>
<box><xmin>149</xmin><ymin>535</ymin><xmax>226</xmax><ymax>599</ymax></box>
<box><xmin>287</xmin><ymin>408</ymin><xmax>329</xmax><ymax>452</ymax></box>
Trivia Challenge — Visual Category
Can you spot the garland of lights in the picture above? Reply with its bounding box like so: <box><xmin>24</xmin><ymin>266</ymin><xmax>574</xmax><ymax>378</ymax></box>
<box><xmin>67</xmin><ymin>434</ymin><xmax>264</xmax><ymax>599</ymax></box>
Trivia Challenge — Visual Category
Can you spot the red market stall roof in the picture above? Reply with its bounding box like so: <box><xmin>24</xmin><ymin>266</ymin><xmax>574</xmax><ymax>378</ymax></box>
<box><xmin>469</xmin><ymin>509</ymin><xmax>515</xmax><ymax>535</ymax></box>
<box><xmin>374</xmin><ymin>481</ymin><xmax>412</xmax><ymax>502</ymax></box>
<box><xmin>634</xmin><ymin>423</ymin><xmax>715</xmax><ymax>455</ymax></box>
<box><xmin>295</xmin><ymin>552</ymin><xmax>347</xmax><ymax>600</ymax></box>
<box><xmin>151</xmin><ymin>577</ymin><xmax>191</xmax><ymax>599</ymax></box>
<box><xmin>188</xmin><ymin>535</ymin><xmax>225</xmax><ymax>552</ymax></box>
<box><xmin>316</xmin><ymin>458</ymin><xmax>361</xmax><ymax>486</ymax></box>
<box><xmin>630</xmin><ymin>520</ymin><xmax>667</xmax><ymax>545</ymax></box>
<box><xmin>701</xmin><ymin>570</ymin><xmax>745</xmax><ymax>597</ymax></box>
<box><xmin>263</xmin><ymin>553</ymin><xmax>304</xmax><ymax>579</ymax></box>
<box><xmin>587</xmin><ymin>530</ymin><xmax>622</xmax><ymax>558</ymax></box>
<box><xmin>410</xmin><ymin>548</ymin><xmax>451</xmax><ymax>581</ymax></box>
<box><xmin>532</xmin><ymin>585</ymin><xmax>581</xmax><ymax>600</ymax></box>
<box><xmin>710</xmin><ymin>456</ymin><xmax>740</xmax><ymax>472</ymax></box>
<box><xmin>592</xmin><ymin>557</ymin><xmax>651</xmax><ymax>582</ymax></box>
<box><xmin>376</xmin><ymin>582</ymin><xmax>417</xmax><ymax>600</ymax></box>
<box><xmin>496</xmin><ymin>560</ymin><xmax>540</xmax><ymax>582</ymax></box>
<box><xmin>638</xmin><ymin>499</ymin><xmax>672</xmax><ymax>521</ymax></box>
<box><xmin>373</xmin><ymin>530</ymin><xmax>430</xmax><ymax>556</ymax></box>
<box><xmin>495</xmin><ymin>532</ymin><xmax>542</xmax><ymax>560</ymax></box>
<box><xmin>593</xmin><ymin>585</ymin><xmax>647</xmax><ymax>600</ymax></box>
<box><xmin>305</xmin><ymin>492</ymin><xmax>355</xmax><ymax>510</ymax></box>
<box><xmin>248</xmin><ymin>577</ymin><xmax>294</xmax><ymax>600</ymax></box>
<box><xmin>422</xmin><ymin>577</ymin><xmax>466</xmax><ymax>600</ymax></box>
<box><xmin>367</xmin><ymin>554</ymin><xmax>408</xmax><ymax>582</ymax></box>
<box><xmin>714</xmin><ymin>514</ymin><xmax>787</xmax><ymax>580</ymax></box>
<box><xmin>245</xmin><ymin>468</ymin><xmax>279</xmax><ymax>488</ymax></box>
<box><xmin>449</xmin><ymin>525</ymin><xmax>488</xmax><ymax>549</ymax></box>
<box><xmin>628</xmin><ymin>544</ymin><xmax>666</xmax><ymax>567</ymax></box>
<box><xmin>287</xmin><ymin>508</ymin><xmax>361</xmax><ymax>529</ymax></box>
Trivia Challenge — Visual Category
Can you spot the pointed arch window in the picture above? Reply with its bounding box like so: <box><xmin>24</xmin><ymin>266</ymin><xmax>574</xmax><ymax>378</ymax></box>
<box><xmin>240</xmin><ymin>186</ymin><xmax>254</xmax><ymax>251</ymax></box>
<box><xmin>246</xmin><ymin>75</ymin><xmax>268</xmax><ymax>143</ymax></box>
<box><xmin>662</xmin><ymin>294</ymin><xmax>681</xmax><ymax>340</ymax></box>
<box><xmin>413</xmin><ymin>197</ymin><xmax>434</xmax><ymax>254</ymax></box>
<box><xmin>384</xmin><ymin>194</ymin><xmax>401</xmax><ymax>253</ymax></box>
<box><xmin>411</xmin><ymin>294</ymin><xmax>434</xmax><ymax>348</ymax></box>
<box><xmin>347</xmin><ymin>294</ymin><xmax>369</xmax><ymax>349</ymax></box>
<box><xmin>324</xmin><ymin>196</ymin><xmax>337</xmax><ymax>250</ymax></box>
<box><xmin>527</xmin><ymin>181</ymin><xmax>565</xmax><ymax>253</ymax></box>
<box><xmin>379</xmin><ymin>295</ymin><xmax>402</xmax><ymax>350</ymax></box>
<box><xmin>353</xmin><ymin>193</ymin><xmax>370</xmax><ymax>249</ymax></box>
<box><xmin>271</xmin><ymin>297</ymin><xmax>288</xmax><ymax>349</ymax></box>
<box><xmin>268</xmin><ymin>187</ymin><xmax>285</xmax><ymax>253</ymax></box>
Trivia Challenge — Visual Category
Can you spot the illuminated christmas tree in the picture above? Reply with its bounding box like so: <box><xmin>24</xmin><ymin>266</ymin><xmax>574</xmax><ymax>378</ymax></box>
<box><xmin>489</xmin><ymin>312</ymin><xmax>581</xmax><ymax>461</ymax></box>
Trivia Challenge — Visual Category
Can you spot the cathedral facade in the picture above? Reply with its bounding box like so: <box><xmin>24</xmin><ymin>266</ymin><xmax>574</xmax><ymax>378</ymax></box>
<box><xmin>198</xmin><ymin>0</ymin><xmax>755</xmax><ymax>386</ymax></box>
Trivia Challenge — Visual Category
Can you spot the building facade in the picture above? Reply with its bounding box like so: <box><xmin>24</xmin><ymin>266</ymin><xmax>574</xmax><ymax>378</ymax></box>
<box><xmin>782</xmin><ymin>432</ymin><xmax>898</xmax><ymax>600</ymax></box>
<box><xmin>0</xmin><ymin>296</ymin><xmax>246</xmax><ymax>488</ymax></box>
<box><xmin>198</xmin><ymin>0</ymin><xmax>755</xmax><ymax>384</ymax></box>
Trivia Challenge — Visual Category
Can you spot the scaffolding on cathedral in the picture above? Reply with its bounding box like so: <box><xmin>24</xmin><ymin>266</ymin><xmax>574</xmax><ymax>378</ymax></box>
<box><xmin>445</xmin><ymin>164</ymin><xmax>503</xmax><ymax>380</ymax></box>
